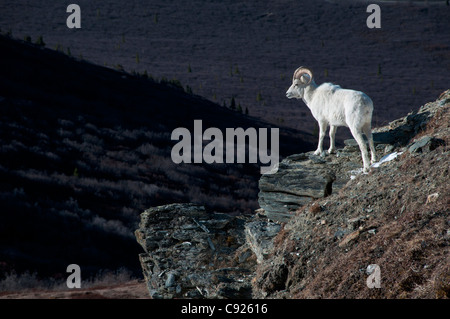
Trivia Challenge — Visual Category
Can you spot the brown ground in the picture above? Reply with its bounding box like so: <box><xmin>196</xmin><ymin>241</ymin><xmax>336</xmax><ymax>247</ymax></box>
<box><xmin>0</xmin><ymin>280</ymin><xmax>149</xmax><ymax>299</ymax></box>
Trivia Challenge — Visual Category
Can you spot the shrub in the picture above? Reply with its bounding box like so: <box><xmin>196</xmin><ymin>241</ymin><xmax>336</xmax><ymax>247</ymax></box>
<box><xmin>256</xmin><ymin>92</ymin><xmax>263</xmax><ymax>102</ymax></box>
<box><xmin>35</xmin><ymin>36</ymin><xmax>45</xmax><ymax>47</ymax></box>
<box><xmin>230</xmin><ymin>97</ymin><xmax>236</xmax><ymax>110</ymax></box>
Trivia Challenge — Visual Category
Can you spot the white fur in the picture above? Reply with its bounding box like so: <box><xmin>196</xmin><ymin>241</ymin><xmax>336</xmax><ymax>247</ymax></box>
<box><xmin>286</xmin><ymin>72</ymin><xmax>376</xmax><ymax>172</ymax></box>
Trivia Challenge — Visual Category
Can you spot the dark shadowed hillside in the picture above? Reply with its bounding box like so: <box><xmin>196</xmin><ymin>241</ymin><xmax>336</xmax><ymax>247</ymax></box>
<box><xmin>0</xmin><ymin>0</ymin><xmax>448</xmax><ymax>139</ymax></box>
<box><xmin>0</xmin><ymin>34</ymin><xmax>313</xmax><ymax>279</ymax></box>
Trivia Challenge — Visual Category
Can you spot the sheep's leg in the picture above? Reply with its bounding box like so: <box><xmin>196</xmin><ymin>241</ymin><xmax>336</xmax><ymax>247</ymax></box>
<box><xmin>314</xmin><ymin>121</ymin><xmax>327</xmax><ymax>156</ymax></box>
<box><xmin>328</xmin><ymin>125</ymin><xmax>337</xmax><ymax>154</ymax></box>
<box><xmin>363</xmin><ymin>123</ymin><xmax>377</xmax><ymax>163</ymax></box>
<box><xmin>350</xmin><ymin>128</ymin><xmax>371</xmax><ymax>172</ymax></box>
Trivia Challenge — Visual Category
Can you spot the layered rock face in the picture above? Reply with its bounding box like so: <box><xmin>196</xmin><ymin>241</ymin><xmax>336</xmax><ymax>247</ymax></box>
<box><xmin>257</xmin><ymin>147</ymin><xmax>373</xmax><ymax>222</ymax></box>
<box><xmin>135</xmin><ymin>203</ymin><xmax>257</xmax><ymax>299</ymax></box>
<box><xmin>258</xmin><ymin>154</ymin><xmax>336</xmax><ymax>222</ymax></box>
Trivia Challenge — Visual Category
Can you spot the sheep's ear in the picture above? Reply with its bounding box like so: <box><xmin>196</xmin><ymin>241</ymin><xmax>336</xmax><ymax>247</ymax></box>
<box><xmin>300</xmin><ymin>74</ymin><xmax>311</xmax><ymax>84</ymax></box>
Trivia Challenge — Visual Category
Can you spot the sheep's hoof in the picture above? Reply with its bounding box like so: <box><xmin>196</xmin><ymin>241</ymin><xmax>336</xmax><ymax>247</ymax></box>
<box><xmin>313</xmin><ymin>150</ymin><xmax>322</xmax><ymax>156</ymax></box>
<box><xmin>327</xmin><ymin>148</ymin><xmax>336</xmax><ymax>154</ymax></box>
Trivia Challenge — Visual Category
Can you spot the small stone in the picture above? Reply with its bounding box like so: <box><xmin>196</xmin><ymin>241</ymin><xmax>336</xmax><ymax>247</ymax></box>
<box><xmin>408</xmin><ymin>136</ymin><xmax>432</xmax><ymax>153</ymax></box>
<box><xmin>347</xmin><ymin>216</ymin><xmax>367</xmax><ymax>230</ymax></box>
<box><xmin>338</xmin><ymin>230</ymin><xmax>360</xmax><ymax>247</ymax></box>
<box><xmin>237</xmin><ymin>248</ymin><xmax>253</xmax><ymax>264</ymax></box>
<box><xmin>408</xmin><ymin>136</ymin><xmax>444</xmax><ymax>154</ymax></box>
<box><xmin>245</xmin><ymin>221</ymin><xmax>281</xmax><ymax>263</ymax></box>
<box><xmin>175</xmin><ymin>285</ymin><xmax>182</xmax><ymax>294</ymax></box>
<box><xmin>384</xmin><ymin>144</ymin><xmax>395</xmax><ymax>154</ymax></box>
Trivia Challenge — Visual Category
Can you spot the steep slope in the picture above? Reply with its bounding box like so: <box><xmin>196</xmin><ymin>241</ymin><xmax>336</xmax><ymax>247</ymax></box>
<box><xmin>252</xmin><ymin>90</ymin><xmax>449</xmax><ymax>298</ymax></box>
<box><xmin>0</xmin><ymin>34</ymin><xmax>313</xmax><ymax>279</ymax></box>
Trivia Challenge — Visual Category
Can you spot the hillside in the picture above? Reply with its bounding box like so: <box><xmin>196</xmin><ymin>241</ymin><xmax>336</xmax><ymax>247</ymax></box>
<box><xmin>0</xmin><ymin>0</ymin><xmax>448</xmax><ymax>137</ymax></box>
<box><xmin>133</xmin><ymin>90</ymin><xmax>448</xmax><ymax>299</ymax></box>
<box><xmin>253</xmin><ymin>89</ymin><xmax>449</xmax><ymax>298</ymax></box>
<box><xmin>0</xmin><ymin>34</ymin><xmax>313</xmax><ymax>280</ymax></box>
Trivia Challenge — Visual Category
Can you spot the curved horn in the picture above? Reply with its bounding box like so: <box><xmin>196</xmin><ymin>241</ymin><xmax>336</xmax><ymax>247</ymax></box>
<box><xmin>293</xmin><ymin>66</ymin><xmax>313</xmax><ymax>85</ymax></box>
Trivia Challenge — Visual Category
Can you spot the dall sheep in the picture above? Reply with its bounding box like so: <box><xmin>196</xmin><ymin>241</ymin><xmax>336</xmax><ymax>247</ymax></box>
<box><xmin>286</xmin><ymin>66</ymin><xmax>376</xmax><ymax>172</ymax></box>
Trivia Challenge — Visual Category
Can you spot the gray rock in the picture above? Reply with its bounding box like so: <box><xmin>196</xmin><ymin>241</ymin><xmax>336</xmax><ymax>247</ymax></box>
<box><xmin>165</xmin><ymin>272</ymin><xmax>177</xmax><ymax>288</ymax></box>
<box><xmin>409</xmin><ymin>136</ymin><xmax>431</xmax><ymax>153</ymax></box>
<box><xmin>408</xmin><ymin>136</ymin><xmax>445</xmax><ymax>154</ymax></box>
<box><xmin>372</xmin><ymin>96</ymin><xmax>447</xmax><ymax>149</ymax></box>
<box><xmin>135</xmin><ymin>203</ymin><xmax>257</xmax><ymax>299</ymax></box>
<box><xmin>344</xmin><ymin>131</ymin><xmax>397</xmax><ymax>148</ymax></box>
<box><xmin>258</xmin><ymin>153</ymin><xmax>335</xmax><ymax>222</ymax></box>
<box><xmin>334</xmin><ymin>228</ymin><xmax>350</xmax><ymax>239</ymax></box>
<box><xmin>347</xmin><ymin>216</ymin><xmax>367</xmax><ymax>230</ymax></box>
<box><xmin>245</xmin><ymin>221</ymin><xmax>281</xmax><ymax>263</ymax></box>
<box><xmin>237</xmin><ymin>247</ymin><xmax>253</xmax><ymax>264</ymax></box>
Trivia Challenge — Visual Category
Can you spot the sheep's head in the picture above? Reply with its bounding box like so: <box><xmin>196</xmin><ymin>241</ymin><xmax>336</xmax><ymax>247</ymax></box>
<box><xmin>286</xmin><ymin>67</ymin><xmax>313</xmax><ymax>99</ymax></box>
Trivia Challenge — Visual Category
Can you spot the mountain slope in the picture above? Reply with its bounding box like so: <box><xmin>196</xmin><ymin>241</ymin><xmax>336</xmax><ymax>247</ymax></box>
<box><xmin>252</xmin><ymin>90</ymin><xmax>449</xmax><ymax>298</ymax></box>
<box><xmin>0</xmin><ymin>34</ymin><xmax>313</xmax><ymax>279</ymax></box>
<box><xmin>1</xmin><ymin>0</ymin><xmax>448</xmax><ymax>136</ymax></box>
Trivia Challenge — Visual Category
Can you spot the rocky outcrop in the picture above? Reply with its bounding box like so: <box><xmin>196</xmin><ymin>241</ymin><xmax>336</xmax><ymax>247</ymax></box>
<box><xmin>258</xmin><ymin>148</ymin><xmax>377</xmax><ymax>222</ymax></box>
<box><xmin>258</xmin><ymin>154</ymin><xmax>336</xmax><ymax>222</ymax></box>
<box><xmin>258</xmin><ymin>90</ymin><xmax>449</xmax><ymax>223</ymax></box>
<box><xmin>136</xmin><ymin>90</ymin><xmax>449</xmax><ymax>299</ymax></box>
<box><xmin>135</xmin><ymin>203</ymin><xmax>257</xmax><ymax>299</ymax></box>
<box><xmin>252</xmin><ymin>90</ymin><xmax>449</xmax><ymax>299</ymax></box>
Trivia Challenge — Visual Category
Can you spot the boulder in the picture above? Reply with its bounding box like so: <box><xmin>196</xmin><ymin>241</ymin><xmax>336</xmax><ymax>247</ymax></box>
<box><xmin>258</xmin><ymin>153</ymin><xmax>337</xmax><ymax>222</ymax></box>
<box><xmin>245</xmin><ymin>221</ymin><xmax>281</xmax><ymax>263</ymax></box>
<box><xmin>135</xmin><ymin>203</ymin><xmax>256</xmax><ymax>299</ymax></box>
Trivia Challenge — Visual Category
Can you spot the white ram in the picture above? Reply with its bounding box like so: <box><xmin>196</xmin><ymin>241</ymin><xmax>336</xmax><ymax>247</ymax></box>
<box><xmin>286</xmin><ymin>66</ymin><xmax>376</xmax><ymax>172</ymax></box>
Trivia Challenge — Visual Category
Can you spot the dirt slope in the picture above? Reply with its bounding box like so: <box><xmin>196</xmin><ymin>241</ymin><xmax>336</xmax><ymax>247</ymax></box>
<box><xmin>253</xmin><ymin>90</ymin><xmax>449</xmax><ymax>298</ymax></box>
<box><xmin>0</xmin><ymin>280</ymin><xmax>149</xmax><ymax>299</ymax></box>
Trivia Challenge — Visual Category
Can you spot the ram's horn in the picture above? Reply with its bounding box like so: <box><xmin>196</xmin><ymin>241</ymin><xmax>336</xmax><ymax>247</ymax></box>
<box><xmin>293</xmin><ymin>67</ymin><xmax>313</xmax><ymax>85</ymax></box>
